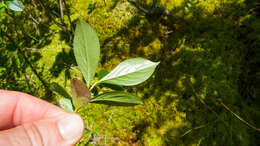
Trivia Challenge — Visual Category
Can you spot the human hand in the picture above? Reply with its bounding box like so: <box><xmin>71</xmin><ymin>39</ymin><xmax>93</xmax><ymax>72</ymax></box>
<box><xmin>0</xmin><ymin>90</ymin><xmax>84</xmax><ymax>146</ymax></box>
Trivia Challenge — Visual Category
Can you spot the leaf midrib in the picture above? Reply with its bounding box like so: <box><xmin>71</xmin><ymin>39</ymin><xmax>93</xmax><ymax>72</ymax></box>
<box><xmin>99</xmin><ymin>62</ymin><xmax>158</xmax><ymax>83</ymax></box>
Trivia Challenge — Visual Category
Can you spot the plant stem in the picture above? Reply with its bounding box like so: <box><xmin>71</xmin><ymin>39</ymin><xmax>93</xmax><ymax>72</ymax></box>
<box><xmin>89</xmin><ymin>81</ymin><xmax>98</xmax><ymax>91</ymax></box>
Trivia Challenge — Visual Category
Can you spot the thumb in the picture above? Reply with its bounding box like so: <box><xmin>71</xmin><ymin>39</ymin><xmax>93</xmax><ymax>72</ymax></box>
<box><xmin>0</xmin><ymin>113</ymin><xmax>84</xmax><ymax>146</ymax></box>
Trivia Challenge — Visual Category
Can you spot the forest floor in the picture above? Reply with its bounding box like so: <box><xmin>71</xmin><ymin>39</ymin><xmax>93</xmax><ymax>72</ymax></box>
<box><xmin>39</xmin><ymin>0</ymin><xmax>259</xmax><ymax>145</ymax></box>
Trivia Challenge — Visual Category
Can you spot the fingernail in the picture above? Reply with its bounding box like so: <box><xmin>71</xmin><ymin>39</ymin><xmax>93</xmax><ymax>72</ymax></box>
<box><xmin>58</xmin><ymin>114</ymin><xmax>84</xmax><ymax>141</ymax></box>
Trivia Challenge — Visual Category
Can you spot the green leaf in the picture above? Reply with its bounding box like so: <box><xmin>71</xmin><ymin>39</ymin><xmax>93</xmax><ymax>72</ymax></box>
<box><xmin>98</xmin><ymin>58</ymin><xmax>159</xmax><ymax>86</ymax></box>
<box><xmin>73</xmin><ymin>20</ymin><xmax>100</xmax><ymax>87</ymax></box>
<box><xmin>98</xmin><ymin>69</ymin><xmax>109</xmax><ymax>80</ymax></box>
<box><xmin>70</xmin><ymin>78</ymin><xmax>91</xmax><ymax>109</ymax></box>
<box><xmin>7</xmin><ymin>0</ymin><xmax>24</xmax><ymax>12</ymax></box>
<box><xmin>98</xmin><ymin>69</ymin><xmax>123</xmax><ymax>90</ymax></box>
<box><xmin>100</xmin><ymin>83</ymin><xmax>124</xmax><ymax>91</ymax></box>
<box><xmin>90</xmin><ymin>92</ymin><xmax>143</xmax><ymax>106</ymax></box>
<box><xmin>50</xmin><ymin>82</ymin><xmax>72</xmax><ymax>99</ymax></box>
<box><xmin>58</xmin><ymin>98</ymin><xmax>74</xmax><ymax>112</ymax></box>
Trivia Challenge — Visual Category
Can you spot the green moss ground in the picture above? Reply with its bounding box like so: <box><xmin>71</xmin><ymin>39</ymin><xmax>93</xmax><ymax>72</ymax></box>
<box><xmin>36</xmin><ymin>0</ymin><xmax>259</xmax><ymax>145</ymax></box>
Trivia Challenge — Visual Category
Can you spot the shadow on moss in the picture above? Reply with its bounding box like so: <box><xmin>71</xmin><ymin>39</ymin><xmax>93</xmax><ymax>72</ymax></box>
<box><xmin>96</xmin><ymin>0</ymin><xmax>259</xmax><ymax>145</ymax></box>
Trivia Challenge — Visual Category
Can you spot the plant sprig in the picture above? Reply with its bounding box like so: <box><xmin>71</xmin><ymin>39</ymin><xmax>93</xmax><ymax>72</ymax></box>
<box><xmin>52</xmin><ymin>20</ymin><xmax>159</xmax><ymax>112</ymax></box>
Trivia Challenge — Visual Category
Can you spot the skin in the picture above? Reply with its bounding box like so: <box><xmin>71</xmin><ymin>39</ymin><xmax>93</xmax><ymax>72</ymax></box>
<box><xmin>0</xmin><ymin>90</ymin><xmax>84</xmax><ymax>146</ymax></box>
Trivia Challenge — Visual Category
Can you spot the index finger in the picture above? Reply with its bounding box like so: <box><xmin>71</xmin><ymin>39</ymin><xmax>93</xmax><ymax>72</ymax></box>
<box><xmin>0</xmin><ymin>90</ymin><xmax>65</xmax><ymax>130</ymax></box>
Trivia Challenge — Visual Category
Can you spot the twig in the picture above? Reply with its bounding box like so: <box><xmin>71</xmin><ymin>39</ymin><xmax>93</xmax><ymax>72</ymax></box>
<box><xmin>29</xmin><ymin>14</ymin><xmax>39</xmax><ymax>24</ymax></box>
<box><xmin>5</xmin><ymin>31</ymin><xmax>53</xmax><ymax>97</ymax></box>
<box><xmin>219</xmin><ymin>99</ymin><xmax>260</xmax><ymax>132</ymax></box>
<box><xmin>36</xmin><ymin>0</ymin><xmax>70</xmax><ymax>35</ymax></box>
<box><xmin>63</xmin><ymin>0</ymin><xmax>72</xmax><ymax>27</ymax></box>
<box><xmin>70</xmin><ymin>66</ymin><xmax>81</xmax><ymax>73</ymax></box>
<box><xmin>128</xmin><ymin>0</ymin><xmax>148</xmax><ymax>14</ymax></box>
<box><xmin>187</xmin><ymin>75</ymin><xmax>260</xmax><ymax>132</ymax></box>
<box><xmin>185</xmin><ymin>75</ymin><xmax>234</xmax><ymax>132</ymax></box>
<box><xmin>59</xmin><ymin>0</ymin><xmax>64</xmax><ymax>23</ymax></box>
